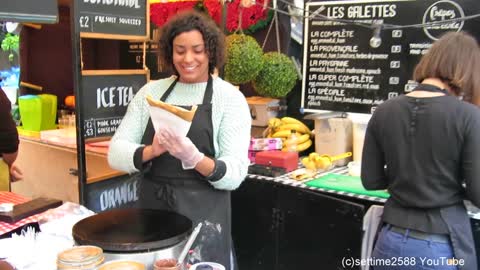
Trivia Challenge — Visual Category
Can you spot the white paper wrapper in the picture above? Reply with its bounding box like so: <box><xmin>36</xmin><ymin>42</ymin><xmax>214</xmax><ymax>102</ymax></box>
<box><xmin>148</xmin><ymin>105</ymin><xmax>192</xmax><ymax>137</ymax></box>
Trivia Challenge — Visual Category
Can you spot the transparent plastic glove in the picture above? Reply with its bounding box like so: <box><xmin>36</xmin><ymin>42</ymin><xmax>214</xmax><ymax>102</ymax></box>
<box><xmin>158</xmin><ymin>128</ymin><xmax>205</xmax><ymax>170</ymax></box>
<box><xmin>152</xmin><ymin>132</ymin><xmax>167</xmax><ymax>157</ymax></box>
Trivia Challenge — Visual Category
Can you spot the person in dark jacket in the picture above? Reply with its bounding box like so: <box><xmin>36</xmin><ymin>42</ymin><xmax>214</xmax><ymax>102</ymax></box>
<box><xmin>0</xmin><ymin>86</ymin><xmax>23</xmax><ymax>182</ymax></box>
<box><xmin>361</xmin><ymin>31</ymin><xmax>480</xmax><ymax>270</ymax></box>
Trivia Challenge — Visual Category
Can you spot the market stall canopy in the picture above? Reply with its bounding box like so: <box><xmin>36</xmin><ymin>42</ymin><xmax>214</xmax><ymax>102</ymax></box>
<box><xmin>1</xmin><ymin>0</ymin><xmax>58</xmax><ymax>24</ymax></box>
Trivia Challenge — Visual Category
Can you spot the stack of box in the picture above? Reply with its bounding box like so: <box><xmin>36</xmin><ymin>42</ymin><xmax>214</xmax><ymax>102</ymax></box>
<box><xmin>248</xmin><ymin>138</ymin><xmax>282</xmax><ymax>163</ymax></box>
<box><xmin>314</xmin><ymin>117</ymin><xmax>353</xmax><ymax>166</ymax></box>
<box><xmin>246</xmin><ymin>96</ymin><xmax>283</xmax><ymax>127</ymax></box>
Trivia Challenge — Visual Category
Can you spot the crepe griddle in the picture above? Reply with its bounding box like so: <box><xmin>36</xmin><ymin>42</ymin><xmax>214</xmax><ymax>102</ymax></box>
<box><xmin>73</xmin><ymin>209</ymin><xmax>192</xmax><ymax>252</ymax></box>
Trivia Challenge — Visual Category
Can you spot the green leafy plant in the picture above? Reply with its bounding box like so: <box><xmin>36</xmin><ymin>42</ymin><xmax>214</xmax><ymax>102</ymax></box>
<box><xmin>1</xmin><ymin>33</ymin><xmax>19</xmax><ymax>62</ymax></box>
<box><xmin>224</xmin><ymin>34</ymin><xmax>264</xmax><ymax>84</ymax></box>
<box><xmin>252</xmin><ymin>52</ymin><xmax>298</xmax><ymax>98</ymax></box>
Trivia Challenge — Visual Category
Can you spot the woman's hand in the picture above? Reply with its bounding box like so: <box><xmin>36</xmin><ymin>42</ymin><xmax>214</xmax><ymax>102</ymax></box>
<box><xmin>152</xmin><ymin>133</ymin><xmax>168</xmax><ymax>157</ymax></box>
<box><xmin>158</xmin><ymin>128</ymin><xmax>204</xmax><ymax>169</ymax></box>
<box><xmin>142</xmin><ymin>132</ymin><xmax>167</xmax><ymax>162</ymax></box>
<box><xmin>9</xmin><ymin>162</ymin><xmax>23</xmax><ymax>182</ymax></box>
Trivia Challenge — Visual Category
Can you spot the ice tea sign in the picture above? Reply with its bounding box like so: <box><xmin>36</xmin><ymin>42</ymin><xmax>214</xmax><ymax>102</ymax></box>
<box><xmin>302</xmin><ymin>0</ymin><xmax>480</xmax><ymax>114</ymax></box>
<box><xmin>81</xmin><ymin>70</ymin><xmax>148</xmax><ymax>139</ymax></box>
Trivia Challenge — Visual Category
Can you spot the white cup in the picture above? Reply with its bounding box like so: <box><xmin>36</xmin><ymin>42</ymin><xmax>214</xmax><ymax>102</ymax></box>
<box><xmin>190</xmin><ymin>262</ymin><xmax>225</xmax><ymax>270</ymax></box>
<box><xmin>348</xmin><ymin>161</ymin><xmax>361</xmax><ymax>177</ymax></box>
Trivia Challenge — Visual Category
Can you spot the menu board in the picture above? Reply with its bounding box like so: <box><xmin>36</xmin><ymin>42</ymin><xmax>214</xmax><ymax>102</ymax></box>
<box><xmin>120</xmin><ymin>39</ymin><xmax>161</xmax><ymax>77</ymax></box>
<box><xmin>1</xmin><ymin>0</ymin><xmax>58</xmax><ymax>24</ymax></box>
<box><xmin>86</xmin><ymin>173</ymin><xmax>140</xmax><ymax>212</ymax></box>
<box><xmin>75</xmin><ymin>0</ymin><xmax>149</xmax><ymax>40</ymax></box>
<box><xmin>81</xmin><ymin>70</ymin><xmax>148</xmax><ymax>139</ymax></box>
<box><xmin>302</xmin><ymin>0</ymin><xmax>480</xmax><ymax>114</ymax></box>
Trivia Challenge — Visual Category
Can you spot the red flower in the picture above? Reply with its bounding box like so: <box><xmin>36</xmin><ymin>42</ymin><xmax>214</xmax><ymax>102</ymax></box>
<box><xmin>150</xmin><ymin>0</ymin><xmax>270</xmax><ymax>32</ymax></box>
<box><xmin>150</xmin><ymin>1</ymin><xmax>199</xmax><ymax>28</ymax></box>
<box><xmin>204</xmin><ymin>0</ymin><xmax>270</xmax><ymax>33</ymax></box>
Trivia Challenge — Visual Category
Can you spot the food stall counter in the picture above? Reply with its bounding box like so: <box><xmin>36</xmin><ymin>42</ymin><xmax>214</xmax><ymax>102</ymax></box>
<box><xmin>232</xmin><ymin>166</ymin><xmax>480</xmax><ymax>270</ymax></box>
<box><xmin>12</xmin><ymin>136</ymin><xmax>125</xmax><ymax>203</ymax></box>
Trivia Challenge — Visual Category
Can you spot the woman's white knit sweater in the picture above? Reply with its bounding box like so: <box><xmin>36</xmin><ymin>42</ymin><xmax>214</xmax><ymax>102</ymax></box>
<box><xmin>108</xmin><ymin>76</ymin><xmax>251</xmax><ymax>190</ymax></box>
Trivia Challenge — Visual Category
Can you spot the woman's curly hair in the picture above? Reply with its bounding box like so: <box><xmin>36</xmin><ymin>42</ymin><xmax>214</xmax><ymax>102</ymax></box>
<box><xmin>158</xmin><ymin>10</ymin><xmax>226</xmax><ymax>75</ymax></box>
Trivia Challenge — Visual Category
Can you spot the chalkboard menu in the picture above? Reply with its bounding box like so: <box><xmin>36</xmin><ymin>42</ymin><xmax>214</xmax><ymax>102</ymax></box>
<box><xmin>120</xmin><ymin>38</ymin><xmax>162</xmax><ymax>78</ymax></box>
<box><xmin>86</xmin><ymin>173</ymin><xmax>140</xmax><ymax>212</ymax></box>
<box><xmin>81</xmin><ymin>70</ymin><xmax>148</xmax><ymax>139</ymax></box>
<box><xmin>302</xmin><ymin>0</ymin><xmax>480</xmax><ymax>114</ymax></box>
<box><xmin>75</xmin><ymin>0</ymin><xmax>149</xmax><ymax>40</ymax></box>
<box><xmin>1</xmin><ymin>0</ymin><xmax>58</xmax><ymax>24</ymax></box>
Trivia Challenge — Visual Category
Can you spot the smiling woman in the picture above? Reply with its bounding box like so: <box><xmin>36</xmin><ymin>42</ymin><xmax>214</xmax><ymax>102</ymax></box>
<box><xmin>108</xmin><ymin>10</ymin><xmax>251</xmax><ymax>270</ymax></box>
<box><xmin>157</xmin><ymin>10</ymin><xmax>225</xmax><ymax>81</ymax></box>
<box><xmin>172</xmin><ymin>30</ymin><xmax>209</xmax><ymax>83</ymax></box>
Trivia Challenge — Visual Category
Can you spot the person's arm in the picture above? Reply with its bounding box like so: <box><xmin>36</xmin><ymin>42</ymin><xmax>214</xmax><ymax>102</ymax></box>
<box><xmin>462</xmin><ymin>108</ymin><xmax>480</xmax><ymax>207</ymax></box>
<box><xmin>207</xmin><ymin>82</ymin><xmax>251</xmax><ymax>190</ymax></box>
<box><xmin>0</xmin><ymin>88</ymin><xmax>23</xmax><ymax>181</ymax></box>
<box><xmin>142</xmin><ymin>144</ymin><xmax>166</xmax><ymax>162</ymax></box>
<box><xmin>108</xmin><ymin>82</ymin><xmax>167</xmax><ymax>173</ymax></box>
<box><xmin>0</xmin><ymin>88</ymin><xmax>19</xmax><ymax>157</ymax></box>
<box><xmin>156</xmin><ymin>128</ymin><xmax>219</xmax><ymax>178</ymax></box>
<box><xmin>194</xmin><ymin>155</ymin><xmax>216</xmax><ymax>176</ymax></box>
<box><xmin>1</xmin><ymin>152</ymin><xmax>23</xmax><ymax>181</ymax></box>
<box><xmin>2</xmin><ymin>152</ymin><xmax>17</xmax><ymax>166</ymax></box>
<box><xmin>361</xmin><ymin>112</ymin><xmax>388</xmax><ymax>190</ymax></box>
<box><xmin>8</xmin><ymin>161</ymin><xmax>23</xmax><ymax>181</ymax></box>
<box><xmin>158</xmin><ymin>81</ymin><xmax>251</xmax><ymax>188</ymax></box>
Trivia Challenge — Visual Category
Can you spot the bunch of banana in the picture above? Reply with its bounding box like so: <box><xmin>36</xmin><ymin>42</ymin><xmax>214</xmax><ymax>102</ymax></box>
<box><xmin>263</xmin><ymin>117</ymin><xmax>283</xmax><ymax>138</ymax></box>
<box><xmin>282</xmin><ymin>134</ymin><xmax>312</xmax><ymax>152</ymax></box>
<box><xmin>265</xmin><ymin>117</ymin><xmax>313</xmax><ymax>152</ymax></box>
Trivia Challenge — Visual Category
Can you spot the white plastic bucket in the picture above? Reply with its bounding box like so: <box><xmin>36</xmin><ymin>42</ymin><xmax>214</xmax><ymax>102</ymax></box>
<box><xmin>348</xmin><ymin>113</ymin><xmax>371</xmax><ymax>163</ymax></box>
<box><xmin>2</xmin><ymin>86</ymin><xmax>17</xmax><ymax>107</ymax></box>
<box><xmin>352</xmin><ymin>122</ymin><xmax>367</xmax><ymax>163</ymax></box>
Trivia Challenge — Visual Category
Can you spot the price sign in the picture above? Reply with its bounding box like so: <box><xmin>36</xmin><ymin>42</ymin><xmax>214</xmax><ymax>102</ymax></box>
<box><xmin>75</xmin><ymin>0</ymin><xmax>149</xmax><ymax>40</ymax></box>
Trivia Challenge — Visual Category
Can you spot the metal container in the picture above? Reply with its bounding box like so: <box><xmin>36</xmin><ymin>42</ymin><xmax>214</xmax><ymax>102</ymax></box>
<box><xmin>57</xmin><ymin>245</ymin><xmax>104</xmax><ymax>270</ymax></box>
<box><xmin>97</xmin><ymin>260</ymin><xmax>145</xmax><ymax>270</ymax></box>
<box><xmin>72</xmin><ymin>209</ymin><xmax>192</xmax><ymax>270</ymax></box>
<box><xmin>102</xmin><ymin>239</ymin><xmax>186</xmax><ymax>268</ymax></box>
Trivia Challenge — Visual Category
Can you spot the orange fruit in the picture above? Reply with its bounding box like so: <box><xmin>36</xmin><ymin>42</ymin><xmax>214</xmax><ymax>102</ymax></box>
<box><xmin>65</xmin><ymin>95</ymin><xmax>75</xmax><ymax>108</ymax></box>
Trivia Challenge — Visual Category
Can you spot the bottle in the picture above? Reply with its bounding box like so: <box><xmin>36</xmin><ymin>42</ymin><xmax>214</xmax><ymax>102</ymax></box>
<box><xmin>287</xmin><ymin>130</ymin><xmax>298</xmax><ymax>152</ymax></box>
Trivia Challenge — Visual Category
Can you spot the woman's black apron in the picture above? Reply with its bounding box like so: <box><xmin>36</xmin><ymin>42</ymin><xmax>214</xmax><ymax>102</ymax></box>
<box><xmin>411</xmin><ymin>84</ymin><xmax>477</xmax><ymax>270</ymax></box>
<box><xmin>139</xmin><ymin>75</ymin><xmax>233</xmax><ymax>269</ymax></box>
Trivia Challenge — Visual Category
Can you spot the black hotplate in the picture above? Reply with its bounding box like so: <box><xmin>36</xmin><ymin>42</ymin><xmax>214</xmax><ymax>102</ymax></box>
<box><xmin>72</xmin><ymin>209</ymin><xmax>193</xmax><ymax>252</ymax></box>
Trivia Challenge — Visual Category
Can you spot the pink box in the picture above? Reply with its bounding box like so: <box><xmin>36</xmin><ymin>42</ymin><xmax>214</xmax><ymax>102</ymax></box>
<box><xmin>249</xmin><ymin>138</ymin><xmax>283</xmax><ymax>151</ymax></box>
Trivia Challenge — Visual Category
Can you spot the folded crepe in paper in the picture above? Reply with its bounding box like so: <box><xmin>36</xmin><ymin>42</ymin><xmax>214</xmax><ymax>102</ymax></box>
<box><xmin>146</xmin><ymin>95</ymin><xmax>197</xmax><ymax>137</ymax></box>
